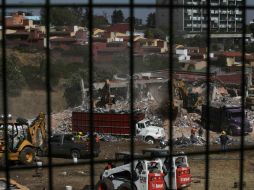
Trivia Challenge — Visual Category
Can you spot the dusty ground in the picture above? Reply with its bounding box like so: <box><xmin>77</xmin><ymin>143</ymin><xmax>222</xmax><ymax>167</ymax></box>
<box><xmin>1</xmin><ymin>141</ymin><xmax>254</xmax><ymax>190</ymax></box>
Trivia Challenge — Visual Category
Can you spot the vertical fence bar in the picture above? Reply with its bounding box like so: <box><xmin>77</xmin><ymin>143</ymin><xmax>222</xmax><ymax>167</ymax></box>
<box><xmin>240</xmin><ymin>0</ymin><xmax>246</xmax><ymax>189</ymax></box>
<box><xmin>1</xmin><ymin>0</ymin><xmax>10</xmax><ymax>189</ymax></box>
<box><xmin>168</xmin><ymin>0</ymin><xmax>174</xmax><ymax>188</ymax></box>
<box><xmin>45</xmin><ymin>0</ymin><xmax>53</xmax><ymax>189</ymax></box>
<box><xmin>88</xmin><ymin>0</ymin><xmax>95</xmax><ymax>189</ymax></box>
<box><xmin>205</xmin><ymin>1</ymin><xmax>211</xmax><ymax>190</ymax></box>
<box><xmin>129</xmin><ymin>1</ymin><xmax>135</xmax><ymax>189</ymax></box>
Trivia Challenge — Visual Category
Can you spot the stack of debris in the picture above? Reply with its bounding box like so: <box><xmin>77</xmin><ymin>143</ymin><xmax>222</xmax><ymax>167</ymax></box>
<box><xmin>51</xmin><ymin>109</ymin><xmax>72</xmax><ymax>134</ymax></box>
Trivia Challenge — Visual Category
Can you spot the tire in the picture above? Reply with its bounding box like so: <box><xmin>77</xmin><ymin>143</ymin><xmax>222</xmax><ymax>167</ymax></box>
<box><xmin>71</xmin><ymin>149</ymin><xmax>81</xmax><ymax>159</ymax></box>
<box><xmin>117</xmin><ymin>182</ymin><xmax>136</xmax><ymax>190</ymax></box>
<box><xmin>145</xmin><ymin>136</ymin><xmax>155</xmax><ymax>144</ymax></box>
<box><xmin>95</xmin><ymin>178</ymin><xmax>114</xmax><ymax>190</ymax></box>
<box><xmin>19</xmin><ymin>147</ymin><xmax>35</xmax><ymax>165</ymax></box>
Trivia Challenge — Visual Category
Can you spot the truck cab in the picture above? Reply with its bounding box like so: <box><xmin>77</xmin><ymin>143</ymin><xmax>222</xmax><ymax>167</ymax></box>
<box><xmin>50</xmin><ymin>134</ymin><xmax>100</xmax><ymax>158</ymax></box>
<box><xmin>135</xmin><ymin>119</ymin><xmax>165</xmax><ymax>144</ymax></box>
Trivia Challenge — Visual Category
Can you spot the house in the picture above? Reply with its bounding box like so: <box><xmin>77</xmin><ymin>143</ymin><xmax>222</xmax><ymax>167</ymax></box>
<box><xmin>106</xmin><ymin>23</ymin><xmax>129</xmax><ymax>33</ymax></box>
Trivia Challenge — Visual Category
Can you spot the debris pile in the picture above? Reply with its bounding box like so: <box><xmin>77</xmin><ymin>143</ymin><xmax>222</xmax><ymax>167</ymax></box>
<box><xmin>51</xmin><ymin>109</ymin><xmax>72</xmax><ymax>134</ymax></box>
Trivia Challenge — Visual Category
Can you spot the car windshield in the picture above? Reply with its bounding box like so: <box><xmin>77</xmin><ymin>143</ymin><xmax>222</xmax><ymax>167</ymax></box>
<box><xmin>230</xmin><ymin>112</ymin><xmax>242</xmax><ymax>118</ymax></box>
<box><xmin>145</xmin><ymin>121</ymin><xmax>151</xmax><ymax>127</ymax></box>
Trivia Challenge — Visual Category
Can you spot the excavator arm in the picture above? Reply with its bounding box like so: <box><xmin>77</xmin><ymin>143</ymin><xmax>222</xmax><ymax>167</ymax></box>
<box><xmin>27</xmin><ymin>112</ymin><xmax>47</xmax><ymax>149</ymax></box>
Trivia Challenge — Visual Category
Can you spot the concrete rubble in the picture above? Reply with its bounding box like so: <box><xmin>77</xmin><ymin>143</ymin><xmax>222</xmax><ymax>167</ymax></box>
<box><xmin>50</xmin><ymin>78</ymin><xmax>254</xmax><ymax>146</ymax></box>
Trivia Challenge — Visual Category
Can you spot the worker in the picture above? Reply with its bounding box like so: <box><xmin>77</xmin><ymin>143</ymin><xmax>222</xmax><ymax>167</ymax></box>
<box><xmin>219</xmin><ymin>131</ymin><xmax>229</xmax><ymax>151</ymax></box>
<box><xmin>95</xmin><ymin>133</ymin><xmax>100</xmax><ymax>143</ymax></box>
<box><xmin>191</xmin><ymin>127</ymin><xmax>197</xmax><ymax>136</ymax></box>
<box><xmin>76</xmin><ymin>132</ymin><xmax>84</xmax><ymax>140</ymax></box>
<box><xmin>190</xmin><ymin>126</ymin><xmax>197</xmax><ymax>143</ymax></box>
<box><xmin>198</xmin><ymin>127</ymin><xmax>204</xmax><ymax>137</ymax></box>
<box><xmin>104</xmin><ymin>161</ymin><xmax>114</xmax><ymax>170</ymax></box>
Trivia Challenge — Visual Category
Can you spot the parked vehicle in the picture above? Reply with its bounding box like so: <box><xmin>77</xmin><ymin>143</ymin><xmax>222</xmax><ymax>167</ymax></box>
<box><xmin>201</xmin><ymin>105</ymin><xmax>253</xmax><ymax>136</ymax></box>
<box><xmin>50</xmin><ymin>134</ymin><xmax>100</xmax><ymax>158</ymax></box>
<box><xmin>142</xmin><ymin>148</ymin><xmax>192</xmax><ymax>190</ymax></box>
<box><xmin>97</xmin><ymin>151</ymin><xmax>165</xmax><ymax>190</ymax></box>
<box><xmin>72</xmin><ymin>112</ymin><xmax>165</xmax><ymax>144</ymax></box>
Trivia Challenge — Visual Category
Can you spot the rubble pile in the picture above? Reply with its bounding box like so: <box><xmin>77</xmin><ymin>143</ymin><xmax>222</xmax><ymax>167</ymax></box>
<box><xmin>51</xmin><ymin>109</ymin><xmax>72</xmax><ymax>134</ymax></box>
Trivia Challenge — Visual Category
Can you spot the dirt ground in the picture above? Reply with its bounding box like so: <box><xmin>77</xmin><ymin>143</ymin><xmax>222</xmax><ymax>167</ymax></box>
<box><xmin>1</xmin><ymin>141</ymin><xmax>254</xmax><ymax>190</ymax></box>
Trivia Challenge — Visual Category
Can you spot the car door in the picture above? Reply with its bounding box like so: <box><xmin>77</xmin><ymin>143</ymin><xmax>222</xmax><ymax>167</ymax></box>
<box><xmin>51</xmin><ymin>135</ymin><xmax>64</xmax><ymax>156</ymax></box>
<box><xmin>62</xmin><ymin>134</ymin><xmax>76</xmax><ymax>157</ymax></box>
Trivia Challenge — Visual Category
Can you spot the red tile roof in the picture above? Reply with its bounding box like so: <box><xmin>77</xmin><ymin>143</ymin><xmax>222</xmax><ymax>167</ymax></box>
<box><xmin>223</xmin><ymin>52</ymin><xmax>241</xmax><ymax>57</ymax></box>
<box><xmin>106</xmin><ymin>23</ymin><xmax>129</xmax><ymax>33</ymax></box>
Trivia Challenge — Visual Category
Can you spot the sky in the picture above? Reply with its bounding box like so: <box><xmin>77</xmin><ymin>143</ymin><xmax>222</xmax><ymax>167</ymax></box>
<box><xmin>4</xmin><ymin>0</ymin><xmax>254</xmax><ymax>23</ymax></box>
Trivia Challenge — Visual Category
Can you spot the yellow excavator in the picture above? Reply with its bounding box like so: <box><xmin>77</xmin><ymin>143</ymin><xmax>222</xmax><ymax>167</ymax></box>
<box><xmin>0</xmin><ymin>112</ymin><xmax>47</xmax><ymax>166</ymax></box>
<box><xmin>173</xmin><ymin>79</ymin><xmax>204</xmax><ymax>112</ymax></box>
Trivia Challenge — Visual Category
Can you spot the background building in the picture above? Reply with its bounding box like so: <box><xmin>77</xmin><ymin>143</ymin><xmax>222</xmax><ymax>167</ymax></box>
<box><xmin>156</xmin><ymin>0</ymin><xmax>243</xmax><ymax>33</ymax></box>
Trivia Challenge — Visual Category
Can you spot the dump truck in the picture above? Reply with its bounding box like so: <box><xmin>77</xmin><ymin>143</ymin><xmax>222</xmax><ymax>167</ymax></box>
<box><xmin>72</xmin><ymin>112</ymin><xmax>165</xmax><ymax>144</ymax></box>
<box><xmin>201</xmin><ymin>105</ymin><xmax>253</xmax><ymax>136</ymax></box>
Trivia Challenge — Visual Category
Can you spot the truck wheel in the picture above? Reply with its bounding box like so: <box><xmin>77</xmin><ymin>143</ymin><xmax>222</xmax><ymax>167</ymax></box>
<box><xmin>117</xmin><ymin>182</ymin><xmax>136</xmax><ymax>190</ymax></box>
<box><xmin>71</xmin><ymin>149</ymin><xmax>80</xmax><ymax>159</ymax></box>
<box><xmin>19</xmin><ymin>147</ymin><xmax>35</xmax><ymax>165</ymax></box>
<box><xmin>145</xmin><ymin>136</ymin><xmax>155</xmax><ymax>144</ymax></box>
<box><xmin>96</xmin><ymin>178</ymin><xmax>114</xmax><ymax>190</ymax></box>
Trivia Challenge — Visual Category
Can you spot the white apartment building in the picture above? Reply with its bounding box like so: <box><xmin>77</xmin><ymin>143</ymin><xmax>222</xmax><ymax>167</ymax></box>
<box><xmin>156</xmin><ymin>0</ymin><xmax>243</xmax><ymax>33</ymax></box>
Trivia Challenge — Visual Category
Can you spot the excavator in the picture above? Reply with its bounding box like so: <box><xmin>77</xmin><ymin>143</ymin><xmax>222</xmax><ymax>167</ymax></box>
<box><xmin>156</xmin><ymin>79</ymin><xmax>204</xmax><ymax>120</ymax></box>
<box><xmin>95</xmin><ymin>79</ymin><xmax>116</xmax><ymax>109</ymax></box>
<box><xmin>173</xmin><ymin>79</ymin><xmax>204</xmax><ymax>112</ymax></box>
<box><xmin>0</xmin><ymin>112</ymin><xmax>47</xmax><ymax>166</ymax></box>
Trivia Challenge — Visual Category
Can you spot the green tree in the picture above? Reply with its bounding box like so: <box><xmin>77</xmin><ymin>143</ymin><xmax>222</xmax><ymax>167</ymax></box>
<box><xmin>2</xmin><ymin>56</ymin><xmax>25</xmax><ymax>96</ymax></box>
<box><xmin>145</xmin><ymin>29</ymin><xmax>154</xmax><ymax>39</ymax></box>
<box><xmin>93</xmin><ymin>15</ymin><xmax>109</xmax><ymax>28</ymax></box>
<box><xmin>64</xmin><ymin>75</ymin><xmax>82</xmax><ymax>107</ymax></box>
<box><xmin>111</xmin><ymin>9</ymin><xmax>124</xmax><ymax>24</ymax></box>
<box><xmin>40</xmin><ymin>7</ymin><xmax>85</xmax><ymax>26</ymax></box>
<box><xmin>146</xmin><ymin>12</ymin><xmax>156</xmax><ymax>28</ymax></box>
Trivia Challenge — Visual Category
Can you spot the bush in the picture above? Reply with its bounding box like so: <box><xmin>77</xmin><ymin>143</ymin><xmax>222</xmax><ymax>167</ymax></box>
<box><xmin>63</xmin><ymin>75</ymin><xmax>83</xmax><ymax>107</ymax></box>
<box><xmin>4</xmin><ymin>56</ymin><xmax>25</xmax><ymax>96</ymax></box>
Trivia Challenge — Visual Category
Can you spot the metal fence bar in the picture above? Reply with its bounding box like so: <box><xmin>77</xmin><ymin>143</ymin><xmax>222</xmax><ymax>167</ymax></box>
<box><xmin>240</xmin><ymin>0</ymin><xmax>247</xmax><ymax>189</ymax></box>
<box><xmin>1</xmin><ymin>0</ymin><xmax>10</xmax><ymax>189</ymax></box>
<box><xmin>205</xmin><ymin>1</ymin><xmax>211</xmax><ymax>190</ymax></box>
<box><xmin>168</xmin><ymin>1</ymin><xmax>174</xmax><ymax>188</ymax></box>
<box><xmin>0</xmin><ymin>1</ymin><xmax>251</xmax><ymax>189</ymax></box>
<box><xmin>129</xmin><ymin>1</ymin><xmax>135</xmax><ymax>189</ymax></box>
<box><xmin>88</xmin><ymin>0</ymin><xmax>95</xmax><ymax>189</ymax></box>
<box><xmin>45</xmin><ymin>0</ymin><xmax>53</xmax><ymax>189</ymax></box>
<box><xmin>2</xmin><ymin>3</ymin><xmax>254</xmax><ymax>8</ymax></box>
